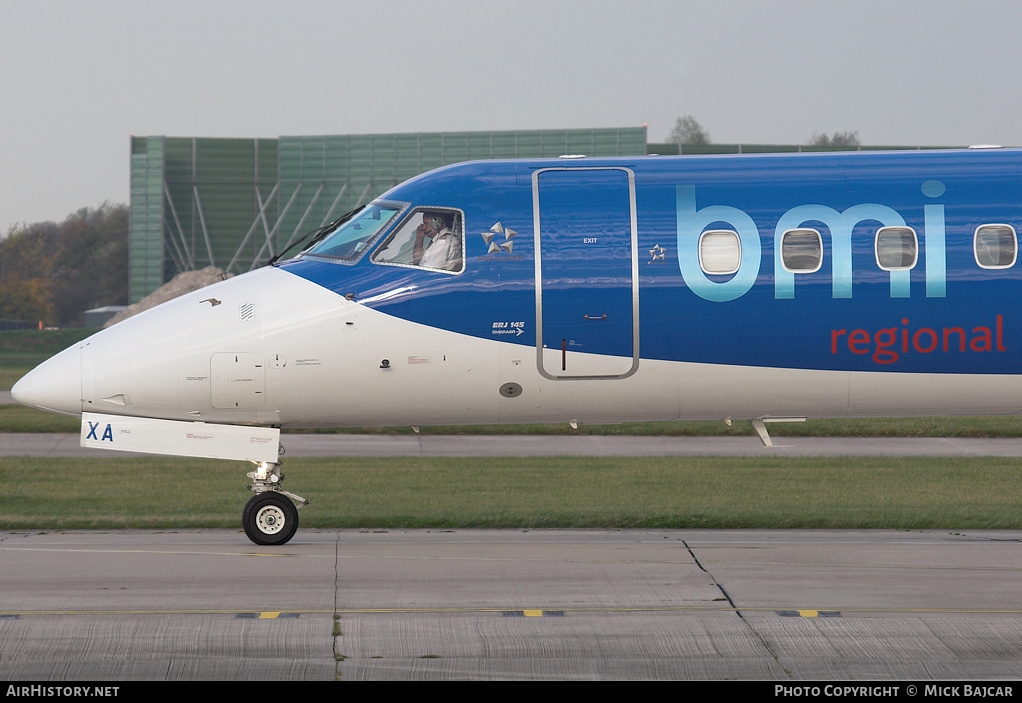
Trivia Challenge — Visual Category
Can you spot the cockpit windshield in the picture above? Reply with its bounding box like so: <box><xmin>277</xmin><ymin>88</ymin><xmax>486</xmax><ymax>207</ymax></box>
<box><xmin>304</xmin><ymin>203</ymin><xmax>404</xmax><ymax>261</ymax></box>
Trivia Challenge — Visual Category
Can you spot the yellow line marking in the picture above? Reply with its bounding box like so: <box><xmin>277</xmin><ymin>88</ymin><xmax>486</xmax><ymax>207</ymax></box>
<box><xmin>523</xmin><ymin>610</ymin><xmax>544</xmax><ymax>617</ymax></box>
<box><xmin>798</xmin><ymin>610</ymin><xmax>819</xmax><ymax>617</ymax></box>
<box><xmin>259</xmin><ymin>611</ymin><xmax>280</xmax><ymax>619</ymax></box>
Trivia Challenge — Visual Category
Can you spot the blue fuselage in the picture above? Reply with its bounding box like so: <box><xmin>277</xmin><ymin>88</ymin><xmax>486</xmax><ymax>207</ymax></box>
<box><xmin>281</xmin><ymin>149</ymin><xmax>1022</xmax><ymax>377</ymax></box>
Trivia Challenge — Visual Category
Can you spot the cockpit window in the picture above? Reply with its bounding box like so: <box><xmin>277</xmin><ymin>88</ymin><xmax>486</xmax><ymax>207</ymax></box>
<box><xmin>372</xmin><ymin>208</ymin><xmax>464</xmax><ymax>273</ymax></box>
<box><xmin>304</xmin><ymin>203</ymin><xmax>403</xmax><ymax>261</ymax></box>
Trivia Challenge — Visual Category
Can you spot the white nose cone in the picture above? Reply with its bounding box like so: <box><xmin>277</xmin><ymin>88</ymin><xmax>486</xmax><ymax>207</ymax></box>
<box><xmin>11</xmin><ymin>344</ymin><xmax>83</xmax><ymax>416</ymax></box>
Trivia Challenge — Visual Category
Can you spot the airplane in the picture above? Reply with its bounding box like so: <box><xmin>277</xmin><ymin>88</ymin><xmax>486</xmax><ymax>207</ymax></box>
<box><xmin>12</xmin><ymin>147</ymin><xmax>1022</xmax><ymax>545</ymax></box>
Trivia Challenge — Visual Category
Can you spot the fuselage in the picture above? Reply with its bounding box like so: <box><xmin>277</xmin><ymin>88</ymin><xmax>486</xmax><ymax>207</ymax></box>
<box><xmin>14</xmin><ymin>149</ymin><xmax>1022</xmax><ymax>427</ymax></box>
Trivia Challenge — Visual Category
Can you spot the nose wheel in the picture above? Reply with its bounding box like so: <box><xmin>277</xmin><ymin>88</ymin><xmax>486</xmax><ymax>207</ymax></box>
<box><xmin>243</xmin><ymin>461</ymin><xmax>308</xmax><ymax>546</ymax></box>
<box><xmin>243</xmin><ymin>492</ymin><xmax>299</xmax><ymax>545</ymax></box>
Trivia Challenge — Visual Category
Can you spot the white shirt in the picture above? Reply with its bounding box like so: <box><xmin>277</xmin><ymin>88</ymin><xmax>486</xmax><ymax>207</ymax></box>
<box><xmin>418</xmin><ymin>228</ymin><xmax>460</xmax><ymax>271</ymax></box>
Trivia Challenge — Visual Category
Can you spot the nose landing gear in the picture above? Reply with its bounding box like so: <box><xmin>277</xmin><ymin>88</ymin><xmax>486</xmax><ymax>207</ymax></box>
<box><xmin>243</xmin><ymin>461</ymin><xmax>309</xmax><ymax>546</ymax></box>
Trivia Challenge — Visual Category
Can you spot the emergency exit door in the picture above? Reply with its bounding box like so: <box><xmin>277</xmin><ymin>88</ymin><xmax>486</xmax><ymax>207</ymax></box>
<box><xmin>533</xmin><ymin>167</ymin><xmax>639</xmax><ymax>379</ymax></box>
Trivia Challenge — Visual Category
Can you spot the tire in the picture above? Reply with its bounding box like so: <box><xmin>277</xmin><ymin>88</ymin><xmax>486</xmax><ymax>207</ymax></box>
<box><xmin>242</xmin><ymin>492</ymin><xmax>299</xmax><ymax>546</ymax></box>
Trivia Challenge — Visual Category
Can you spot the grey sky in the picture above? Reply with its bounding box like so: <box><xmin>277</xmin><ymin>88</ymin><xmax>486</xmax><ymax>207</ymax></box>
<box><xmin>2</xmin><ymin>0</ymin><xmax>1021</xmax><ymax>232</ymax></box>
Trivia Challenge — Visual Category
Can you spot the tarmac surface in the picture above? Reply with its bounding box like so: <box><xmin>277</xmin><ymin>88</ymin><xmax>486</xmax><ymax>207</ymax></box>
<box><xmin>1</xmin><ymin>528</ymin><xmax>1020</xmax><ymax>681</ymax></box>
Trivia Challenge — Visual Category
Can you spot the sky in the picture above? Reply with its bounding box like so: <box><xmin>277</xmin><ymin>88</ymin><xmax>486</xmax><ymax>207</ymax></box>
<box><xmin>2</xmin><ymin>0</ymin><xmax>1022</xmax><ymax>233</ymax></box>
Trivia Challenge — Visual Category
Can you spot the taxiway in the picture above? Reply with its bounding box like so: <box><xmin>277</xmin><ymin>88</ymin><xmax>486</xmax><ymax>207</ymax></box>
<box><xmin>0</xmin><ymin>528</ymin><xmax>1019</xmax><ymax>680</ymax></box>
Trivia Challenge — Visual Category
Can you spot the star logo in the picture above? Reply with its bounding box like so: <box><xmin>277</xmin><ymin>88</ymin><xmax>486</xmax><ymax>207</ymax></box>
<box><xmin>481</xmin><ymin>222</ymin><xmax>517</xmax><ymax>254</ymax></box>
<box><xmin>649</xmin><ymin>244</ymin><xmax>667</xmax><ymax>263</ymax></box>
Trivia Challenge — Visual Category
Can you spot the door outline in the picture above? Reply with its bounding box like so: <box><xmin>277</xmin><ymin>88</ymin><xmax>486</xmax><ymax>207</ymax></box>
<box><xmin>532</xmin><ymin>166</ymin><xmax>640</xmax><ymax>380</ymax></box>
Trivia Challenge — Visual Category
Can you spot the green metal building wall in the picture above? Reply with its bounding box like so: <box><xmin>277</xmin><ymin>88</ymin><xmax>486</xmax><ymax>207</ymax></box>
<box><xmin>128</xmin><ymin>127</ymin><xmax>648</xmax><ymax>302</ymax></box>
<box><xmin>129</xmin><ymin>136</ymin><xmax>165</xmax><ymax>302</ymax></box>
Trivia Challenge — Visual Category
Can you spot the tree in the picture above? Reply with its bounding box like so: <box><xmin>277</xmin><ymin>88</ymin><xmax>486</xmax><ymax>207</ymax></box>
<box><xmin>0</xmin><ymin>277</ymin><xmax>55</xmax><ymax>325</ymax></box>
<box><xmin>0</xmin><ymin>221</ymin><xmax>60</xmax><ymax>283</ymax></box>
<box><xmin>810</xmin><ymin>131</ymin><xmax>861</xmax><ymax>148</ymax></box>
<box><xmin>50</xmin><ymin>203</ymin><xmax>129</xmax><ymax>324</ymax></box>
<box><xmin>0</xmin><ymin>203</ymin><xmax>128</xmax><ymax>326</ymax></box>
<box><xmin>0</xmin><ymin>221</ymin><xmax>59</xmax><ymax>325</ymax></box>
<box><xmin>666</xmin><ymin>115</ymin><xmax>711</xmax><ymax>145</ymax></box>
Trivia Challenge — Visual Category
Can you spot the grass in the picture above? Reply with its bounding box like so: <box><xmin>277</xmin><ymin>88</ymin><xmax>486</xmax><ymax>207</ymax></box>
<box><xmin>1</xmin><ymin>455</ymin><xmax>1020</xmax><ymax>530</ymax></box>
<box><xmin>0</xmin><ymin>328</ymin><xmax>95</xmax><ymax>364</ymax></box>
<box><xmin>0</xmin><ymin>328</ymin><xmax>95</xmax><ymax>391</ymax></box>
<box><xmin>5</xmin><ymin>402</ymin><xmax>1022</xmax><ymax>437</ymax></box>
<box><xmin>0</xmin><ymin>364</ymin><xmax>34</xmax><ymax>392</ymax></box>
<box><xmin>284</xmin><ymin>416</ymin><xmax>1022</xmax><ymax>438</ymax></box>
<box><xmin>0</xmin><ymin>405</ymin><xmax>80</xmax><ymax>432</ymax></box>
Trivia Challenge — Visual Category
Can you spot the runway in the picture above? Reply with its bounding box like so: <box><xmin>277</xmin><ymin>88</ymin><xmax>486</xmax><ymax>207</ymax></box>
<box><xmin>0</xmin><ymin>528</ymin><xmax>1019</xmax><ymax>681</ymax></box>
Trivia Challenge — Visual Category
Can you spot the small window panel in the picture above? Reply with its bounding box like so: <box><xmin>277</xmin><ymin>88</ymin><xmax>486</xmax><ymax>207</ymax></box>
<box><xmin>974</xmin><ymin>224</ymin><xmax>1017</xmax><ymax>269</ymax></box>
<box><xmin>372</xmin><ymin>208</ymin><xmax>465</xmax><ymax>273</ymax></box>
<box><xmin>698</xmin><ymin>230</ymin><xmax>741</xmax><ymax>275</ymax></box>
<box><xmin>875</xmin><ymin>226</ymin><xmax>918</xmax><ymax>270</ymax></box>
<box><xmin>781</xmin><ymin>228</ymin><xmax>823</xmax><ymax>273</ymax></box>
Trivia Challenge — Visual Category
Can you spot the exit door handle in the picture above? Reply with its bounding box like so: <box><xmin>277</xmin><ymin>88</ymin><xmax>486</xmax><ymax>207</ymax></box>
<box><xmin>584</xmin><ymin>314</ymin><xmax>607</xmax><ymax>320</ymax></box>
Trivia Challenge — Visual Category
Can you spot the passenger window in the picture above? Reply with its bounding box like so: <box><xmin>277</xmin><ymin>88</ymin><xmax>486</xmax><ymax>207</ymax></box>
<box><xmin>974</xmin><ymin>224</ymin><xmax>1017</xmax><ymax>269</ymax></box>
<box><xmin>780</xmin><ymin>228</ymin><xmax>823</xmax><ymax>273</ymax></box>
<box><xmin>699</xmin><ymin>230</ymin><xmax>741</xmax><ymax>275</ymax></box>
<box><xmin>875</xmin><ymin>226</ymin><xmax>918</xmax><ymax>270</ymax></box>
<box><xmin>372</xmin><ymin>208</ymin><xmax>464</xmax><ymax>273</ymax></box>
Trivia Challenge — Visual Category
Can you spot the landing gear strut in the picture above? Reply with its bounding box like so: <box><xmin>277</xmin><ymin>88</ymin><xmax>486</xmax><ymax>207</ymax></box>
<box><xmin>243</xmin><ymin>461</ymin><xmax>309</xmax><ymax>546</ymax></box>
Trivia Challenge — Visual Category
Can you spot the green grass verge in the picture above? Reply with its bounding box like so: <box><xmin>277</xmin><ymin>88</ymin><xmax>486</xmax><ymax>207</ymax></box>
<box><xmin>286</xmin><ymin>416</ymin><xmax>1022</xmax><ymax>437</ymax></box>
<box><xmin>0</xmin><ymin>329</ymin><xmax>95</xmax><ymax>363</ymax></box>
<box><xmin>1</xmin><ymin>455</ymin><xmax>1019</xmax><ymax>530</ymax></box>
<box><xmin>0</xmin><ymin>364</ymin><xmax>34</xmax><ymax>392</ymax></box>
<box><xmin>0</xmin><ymin>328</ymin><xmax>95</xmax><ymax>392</ymax></box>
<box><xmin>0</xmin><ymin>405</ymin><xmax>80</xmax><ymax>432</ymax></box>
<box><xmin>5</xmin><ymin>402</ymin><xmax>1022</xmax><ymax>437</ymax></box>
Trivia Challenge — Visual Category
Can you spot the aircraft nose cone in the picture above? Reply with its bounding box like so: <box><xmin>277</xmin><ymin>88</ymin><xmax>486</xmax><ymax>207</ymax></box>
<box><xmin>10</xmin><ymin>374</ymin><xmax>29</xmax><ymax>405</ymax></box>
<box><xmin>11</xmin><ymin>345</ymin><xmax>83</xmax><ymax>416</ymax></box>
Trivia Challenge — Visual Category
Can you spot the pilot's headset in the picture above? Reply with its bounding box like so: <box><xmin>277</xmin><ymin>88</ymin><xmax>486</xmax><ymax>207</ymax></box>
<box><xmin>429</xmin><ymin>214</ymin><xmax>444</xmax><ymax>231</ymax></box>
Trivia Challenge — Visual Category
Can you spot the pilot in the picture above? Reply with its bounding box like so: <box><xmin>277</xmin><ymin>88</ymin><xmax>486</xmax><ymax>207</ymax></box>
<box><xmin>412</xmin><ymin>211</ymin><xmax>460</xmax><ymax>271</ymax></box>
